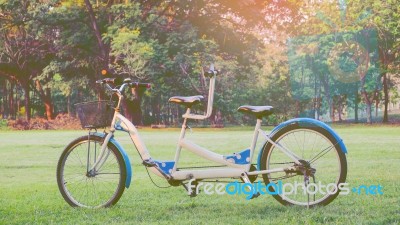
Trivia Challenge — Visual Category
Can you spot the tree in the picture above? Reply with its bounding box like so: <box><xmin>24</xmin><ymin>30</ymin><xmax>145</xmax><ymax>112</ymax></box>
<box><xmin>1</xmin><ymin>0</ymin><xmax>398</xmax><ymax>126</ymax></box>
<box><xmin>0</xmin><ymin>0</ymin><xmax>55</xmax><ymax>120</ymax></box>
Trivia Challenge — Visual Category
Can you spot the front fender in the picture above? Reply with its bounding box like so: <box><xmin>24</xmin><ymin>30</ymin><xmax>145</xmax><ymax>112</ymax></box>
<box><xmin>257</xmin><ymin>118</ymin><xmax>347</xmax><ymax>170</ymax></box>
<box><xmin>92</xmin><ymin>133</ymin><xmax>132</xmax><ymax>188</ymax></box>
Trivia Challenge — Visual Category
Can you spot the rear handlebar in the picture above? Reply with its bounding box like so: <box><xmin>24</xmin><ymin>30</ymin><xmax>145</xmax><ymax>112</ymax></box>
<box><xmin>130</xmin><ymin>82</ymin><xmax>151</xmax><ymax>89</ymax></box>
<box><xmin>204</xmin><ymin>69</ymin><xmax>219</xmax><ymax>78</ymax></box>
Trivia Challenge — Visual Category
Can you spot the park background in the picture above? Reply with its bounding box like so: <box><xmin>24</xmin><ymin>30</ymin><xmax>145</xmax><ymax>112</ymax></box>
<box><xmin>0</xmin><ymin>1</ymin><xmax>399</xmax><ymax>225</ymax></box>
<box><xmin>0</xmin><ymin>0</ymin><xmax>399</xmax><ymax>128</ymax></box>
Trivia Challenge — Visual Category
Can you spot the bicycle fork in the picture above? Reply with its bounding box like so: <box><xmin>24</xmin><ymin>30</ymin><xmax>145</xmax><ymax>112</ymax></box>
<box><xmin>87</xmin><ymin>132</ymin><xmax>114</xmax><ymax>175</ymax></box>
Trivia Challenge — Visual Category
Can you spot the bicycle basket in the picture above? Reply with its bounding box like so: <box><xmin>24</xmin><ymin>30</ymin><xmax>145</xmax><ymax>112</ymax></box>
<box><xmin>75</xmin><ymin>101</ymin><xmax>114</xmax><ymax>129</ymax></box>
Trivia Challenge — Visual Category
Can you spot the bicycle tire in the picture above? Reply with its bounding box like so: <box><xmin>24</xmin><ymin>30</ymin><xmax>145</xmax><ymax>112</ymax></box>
<box><xmin>260</xmin><ymin>123</ymin><xmax>347</xmax><ymax>207</ymax></box>
<box><xmin>57</xmin><ymin>135</ymin><xmax>127</xmax><ymax>208</ymax></box>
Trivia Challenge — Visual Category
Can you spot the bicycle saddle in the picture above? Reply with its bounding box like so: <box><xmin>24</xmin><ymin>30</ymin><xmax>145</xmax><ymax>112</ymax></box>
<box><xmin>169</xmin><ymin>95</ymin><xmax>204</xmax><ymax>108</ymax></box>
<box><xmin>237</xmin><ymin>105</ymin><xmax>274</xmax><ymax>119</ymax></box>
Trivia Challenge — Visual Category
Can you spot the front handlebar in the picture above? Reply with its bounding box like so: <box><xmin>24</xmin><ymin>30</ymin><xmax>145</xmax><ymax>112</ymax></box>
<box><xmin>96</xmin><ymin>77</ymin><xmax>151</xmax><ymax>110</ymax></box>
<box><xmin>95</xmin><ymin>77</ymin><xmax>121</xmax><ymax>84</ymax></box>
<box><xmin>96</xmin><ymin>78</ymin><xmax>151</xmax><ymax>91</ymax></box>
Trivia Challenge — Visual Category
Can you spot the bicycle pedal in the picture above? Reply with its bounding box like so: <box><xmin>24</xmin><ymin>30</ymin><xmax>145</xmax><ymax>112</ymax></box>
<box><xmin>143</xmin><ymin>159</ymin><xmax>173</xmax><ymax>180</ymax></box>
<box><xmin>189</xmin><ymin>186</ymin><xmax>200</xmax><ymax>198</ymax></box>
<box><xmin>182</xmin><ymin>181</ymin><xmax>199</xmax><ymax>197</ymax></box>
<box><xmin>189</xmin><ymin>192</ymin><xmax>198</xmax><ymax>198</ymax></box>
<box><xmin>142</xmin><ymin>159</ymin><xmax>157</xmax><ymax>167</ymax></box>
<box><xmin>249</xmin><ymin>192</ymin><xmax>260</xmax><ymax>199</ymax></box>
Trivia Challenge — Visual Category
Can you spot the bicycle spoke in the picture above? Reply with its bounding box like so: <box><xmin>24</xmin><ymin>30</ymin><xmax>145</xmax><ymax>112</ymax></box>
<box><xmin>269</xmin><ymin>161</ymin><xmax>294</xmax><ymax>165</ymax></box>
<box><xmin>309</xmin><ymin>144</ymin><xmax>335</xmax><ymax>164</ymax></box>
<box><xmin>262</xmin><ymin>127</ymin><xmax>345</xmax><ymax>207</ymax></box>
<box><xmin>96</xmin><ymin>172</ymin><xmax>121</xmax><ymax>175</ymax></box>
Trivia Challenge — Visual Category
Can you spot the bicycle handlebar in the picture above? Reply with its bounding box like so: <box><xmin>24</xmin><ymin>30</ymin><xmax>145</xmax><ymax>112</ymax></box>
<box><xmin>96</xmin><ymin>78</ymin><xmax>151</xmax><ymax>89</ymax></box>
<box><xmin>204</xmin><ymin>69</ymin><xmax>219</xmax><ymax>78</ymax></box>
<box><xmin>95</xmin><ymin>77</ymin><xmax>121</xmax><ymax>84</ymax></box>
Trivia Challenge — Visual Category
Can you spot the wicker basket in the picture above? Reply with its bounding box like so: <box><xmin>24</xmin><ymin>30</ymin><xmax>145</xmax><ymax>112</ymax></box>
<box><xmin>75</xmin><ymin>101</ymin><xmax>114</xmax><ymax>129</ymax></box>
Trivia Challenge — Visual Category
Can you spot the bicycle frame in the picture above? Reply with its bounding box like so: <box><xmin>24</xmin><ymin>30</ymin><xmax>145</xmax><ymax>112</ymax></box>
<box><xmin>90</xmin><ymin>74</ymin><xmax>305</xmax><ymax>182</ymax></box>
<box><xmin>92</xmin><ymin>110</ymin><xmax>302</xmax><ymax>182</ymax></box>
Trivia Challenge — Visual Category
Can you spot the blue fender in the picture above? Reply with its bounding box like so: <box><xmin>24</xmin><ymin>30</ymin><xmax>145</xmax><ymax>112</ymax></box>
<box><xmin>257</xmin><ymin>118</ymin><xmax>347</xmax><ymax>170</ymax></box>
<box><xmin>92</xmin><ymin>133</ymin><xmax>132</xmax><ymax>188</ymax></box>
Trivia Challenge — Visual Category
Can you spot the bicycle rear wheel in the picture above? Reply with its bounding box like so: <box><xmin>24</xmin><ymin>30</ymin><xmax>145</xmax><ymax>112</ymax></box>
<box><xmin>260</xmin><ymin>123</ymin><xmax>347</xmax><ymax>207</ymax></box>
<box><xmin>57</xmin><ymin>135</ymin><xmax>126</xmax><ymax>208</ymax></box>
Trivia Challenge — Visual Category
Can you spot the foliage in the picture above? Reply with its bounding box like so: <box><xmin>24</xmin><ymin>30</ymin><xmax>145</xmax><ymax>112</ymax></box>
<box><xmin>0</xmin><ymin>0</ymin><xmax>399</xmax><ymax>125</ymax></box>
<box><xmin>110</xmin><ymin>28</ymin><xmax>155</xmax><ymax>80</ymax></box>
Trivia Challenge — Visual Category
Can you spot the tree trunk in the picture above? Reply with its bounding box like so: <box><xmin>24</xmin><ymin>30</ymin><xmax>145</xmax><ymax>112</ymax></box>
<box><xmin>338</xmin><ymin>97</ymin><xmax>343</xmax><ymax>122</ymax></box>
<box><xmin>382</xmin><ymin>72</ymin><xmax>389</xmax><ymax>123</ymax></box>
<box><xmin>8</xmin><ymin>81</ymin><xmax>14</xmax><ymax>119</ymax></box>
<box><xmin>156</xmin><ymin>103</ymin><xmax>161</xmax><ymax>124</ymax></box>
<box><xmin>214</xmin><ymin>110</ymin><xmax>224</xmax><ymax>128</ymax></box>
<box><xmin>314</xmin><ymin>97</ymin><xmax>320</xmax><ymax>120</ymax></box>
<box><xmin>16</xmin><ymin>85</ymin><xmax>20</xmax><ymax>119</ymax></box>
<box><xmin>313</xmin><ymin>68</ymin><xmax>319</xmax><ymax>120</ymax></box>
<box><xmin>126</xmin><ymin>87</ymin><xmax>146</xmax><ymax>126</ymax></box>
<box><xmin>295</xmin><ymin>100</ymin><xmax>300</xmax><ymax>117</ymax></box>
<box><xmin>361</xmin><ymin>91</ymin><xmax>373</xmax><ymax>124</ymax></box>
<box><xmin>126</xmin><ymin>99</ymin><xmax>141</xmax><ymax>125</ymax></box>
<box><xmin>320</xmin><ymin>73</ymin><xmax>334</xmax><ymax>122</ymax></box>
<box><xmin>373</xmin><ymin>89</ymin><xmax>379</xmax><ymax>118</ymax></box>
<box><xmin>315</xmin><ymin>105</ymin><xmax>320</xmax><ymax>120</ymax></box>
<box><xmin>167</xmin><ymin>103</ymin><xmax>171</xmax><ymax>125</ymax></box>
<box><xmin>67</xmin><ymin>95</ymin><xmax>71</xmax><ymax>117</ymax></box>
<box><xmin>35</xmin><ymin>80</ymin><xmax>54</xmax><ymax>120</ymax></box>
<box><xmin>354</xmin><ymin>94</ymin><xmax>358</xmax><ymax>123</ymax></box>
<box><xmin>3</xmin><ymin>80</ymin><xmax>9</xmax><ymax>118</ymax></box>
<box><xmin>43</xmin><ymin>88</ymin><xmax>54</xmax><ymax>120</ymax></box>
<box><xmin>22</xmin><ymin>81</ymin><xmax>31</xmax><ymax>122</ymax></box>
<box><xmin>366</xmin><ymin>103</ymin><xmax>372</xmax><ymax>124</ymax></box>
<box><xmin>84</xmin><ymin>0</ymin><xmax>109</xmax><ymax>69</ymax></box>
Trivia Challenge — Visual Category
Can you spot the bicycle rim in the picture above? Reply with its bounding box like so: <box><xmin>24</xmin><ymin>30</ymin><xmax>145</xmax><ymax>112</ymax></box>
<box><xmin>59</xmin><ymin>139</ymin><xmax>124</xmax><ymax>208</ymax></box>
<box><xmin>265</xmin><ymin>128</ymin><xmax>344</xmax><ymax>206</ymax></box>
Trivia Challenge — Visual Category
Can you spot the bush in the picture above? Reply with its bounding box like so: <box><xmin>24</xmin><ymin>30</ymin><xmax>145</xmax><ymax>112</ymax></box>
<box><xmin>0</xmin><ymin>119</ymin><xmax>9</xmax><ymax>130</ymax></box>
<box><xmin>7</xmin><ymin>114</ymin><xmax>82</xmax><ymax>130</ymax></box>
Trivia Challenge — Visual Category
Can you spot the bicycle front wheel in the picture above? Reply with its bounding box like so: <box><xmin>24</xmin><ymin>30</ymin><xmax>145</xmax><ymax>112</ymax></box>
<box><xmin>260</xmin><ymin>123</ymin><xmax>347</xmax><ymax>207</ymax></box>
<box><xmin>57</xmin><ymin>135</ymin><xmax>127</xmax><ymax>208</ymax></box>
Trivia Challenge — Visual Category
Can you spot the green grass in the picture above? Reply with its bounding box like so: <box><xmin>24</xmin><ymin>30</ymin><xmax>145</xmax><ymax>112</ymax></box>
<box><xmin>0</xmin><ymin>125</ymin><xmax>399</xmax><ymax>225</ymax></box>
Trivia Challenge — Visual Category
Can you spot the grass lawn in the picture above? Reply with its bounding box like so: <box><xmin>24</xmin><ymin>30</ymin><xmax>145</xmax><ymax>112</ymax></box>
<box><xmin>0</xmin><ymin>125</ymin><xmax>399</xmax><ymax>224</ymax></box>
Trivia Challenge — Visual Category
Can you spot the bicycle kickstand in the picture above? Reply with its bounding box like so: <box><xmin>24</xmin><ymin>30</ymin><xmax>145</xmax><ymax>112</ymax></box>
<box><xmin>241</xmin><ymin>173</ymin><xmax>260</xmax><ymax>199</ymax></box>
